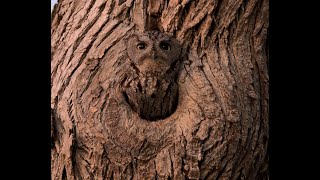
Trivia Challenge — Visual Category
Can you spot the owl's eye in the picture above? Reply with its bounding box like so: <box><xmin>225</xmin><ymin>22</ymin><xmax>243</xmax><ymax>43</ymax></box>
<box><xmin>159</xmin><ymin>42</ymin><xmax>171</xmax><ymax>50</ymax></box>
<box><xmin>137</xmin><ymin>43</ymin><xmax>146</xmax><ymax>50</ymax></box>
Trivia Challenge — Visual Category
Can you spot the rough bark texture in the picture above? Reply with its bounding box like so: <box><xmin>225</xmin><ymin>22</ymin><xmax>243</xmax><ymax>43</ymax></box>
<box><xmin>51</xmin><ymin>0</ymin><xmax>269</xmax><ymax>179</ymax></box>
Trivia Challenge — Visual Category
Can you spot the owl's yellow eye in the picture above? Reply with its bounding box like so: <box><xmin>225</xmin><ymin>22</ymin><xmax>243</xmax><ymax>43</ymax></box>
<box><xmin>159</xmin><ymin>42</ymin><xmax>171</xmax><ymax>50</ymax></box>
<box><xmin>137</xmin><ymin>43</ymin><xmax>146</xmax><ymax>50</ymax></box>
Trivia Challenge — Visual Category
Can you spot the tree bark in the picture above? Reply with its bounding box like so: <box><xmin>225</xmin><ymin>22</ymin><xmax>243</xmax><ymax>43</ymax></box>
<box><xmin>51</xmin><ymin>0</ymin><xmax>269</xmax><ymax>179</ymax></box>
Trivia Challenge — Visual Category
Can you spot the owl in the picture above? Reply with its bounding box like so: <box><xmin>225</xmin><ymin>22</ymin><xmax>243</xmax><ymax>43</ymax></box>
<box><xmin>126</xmin><ymin>31</ymin><xmax>181</xmax><ymax>77</ymax></box>
<box><xmin>123</xmin><ymin>31</ymin><xmax>182</xmax><ymax>121</ymax></box>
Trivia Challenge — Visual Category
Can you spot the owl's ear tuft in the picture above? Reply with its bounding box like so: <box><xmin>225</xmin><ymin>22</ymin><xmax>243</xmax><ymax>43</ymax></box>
<box><xmin>124</xmin><ymin>32</ymin><xmax>140</xmax><ymax>43</ymax></box>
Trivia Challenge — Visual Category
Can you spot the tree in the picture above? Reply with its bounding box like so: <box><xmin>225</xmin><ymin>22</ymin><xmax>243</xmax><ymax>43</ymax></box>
<box><xmin>51</xmin><ymin>0</ymin><xmax>269</xmax><ymax>179</ymax></box>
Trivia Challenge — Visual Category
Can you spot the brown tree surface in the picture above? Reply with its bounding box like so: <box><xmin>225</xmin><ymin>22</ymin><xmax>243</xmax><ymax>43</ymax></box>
<box><xmin>51</xmin><ymin>0</ymin><xmax>269</xmax><ymax>179</ymax></box>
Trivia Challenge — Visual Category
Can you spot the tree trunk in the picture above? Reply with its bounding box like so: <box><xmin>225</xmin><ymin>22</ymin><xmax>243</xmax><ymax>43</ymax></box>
<box><xmin>51</xmin><ymin>0</ymin><xmax>269</xmax><ymax>179</ymax></box>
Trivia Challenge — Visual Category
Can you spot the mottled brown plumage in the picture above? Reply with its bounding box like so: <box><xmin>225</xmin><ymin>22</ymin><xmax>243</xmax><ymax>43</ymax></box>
<box><xmin>123</xmin><ymin>31</ymin><xmax>182</xmax><ymax>120</ymax></box>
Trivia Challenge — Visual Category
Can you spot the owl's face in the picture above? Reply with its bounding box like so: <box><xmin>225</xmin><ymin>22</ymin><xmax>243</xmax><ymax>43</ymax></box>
<box><xmin>126</xmin><ymin>31</ymin><xmax>181</xmax><ymax>75</ymax></box>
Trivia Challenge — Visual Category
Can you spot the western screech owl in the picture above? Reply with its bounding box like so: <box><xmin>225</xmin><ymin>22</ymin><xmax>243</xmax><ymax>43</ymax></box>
<box><xmin>123</xmin><ymin>31</ymin><xmax>182</xmax><ymax>121</ymax></box>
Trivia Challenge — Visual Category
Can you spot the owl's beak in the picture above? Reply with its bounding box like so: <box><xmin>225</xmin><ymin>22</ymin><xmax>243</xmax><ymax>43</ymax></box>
<box><xmin>151</xmin><ymin>51</ymin><xmax>157</xmax><ymax>59</ymax></box>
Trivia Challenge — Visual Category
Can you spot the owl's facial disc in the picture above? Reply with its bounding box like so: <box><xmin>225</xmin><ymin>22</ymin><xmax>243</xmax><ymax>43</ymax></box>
<box><xmin>137</xmin><ymin>59</ymin><xmax>170</xmax><ymax>76</ymax></box>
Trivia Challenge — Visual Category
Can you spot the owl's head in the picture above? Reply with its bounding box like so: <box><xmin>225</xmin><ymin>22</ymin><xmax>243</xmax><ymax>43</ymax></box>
<box><xmin>126</xmin><ymin>31</ymin><xmax>181</xmax><ymax>68</ymax></box>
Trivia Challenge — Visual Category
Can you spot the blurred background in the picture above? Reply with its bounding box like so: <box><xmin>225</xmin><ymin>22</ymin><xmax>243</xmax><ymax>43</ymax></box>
<box><xmin>51</xmin><ymin>0</ymin><xmax>57</xmax><ymax>11</ymax></box>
